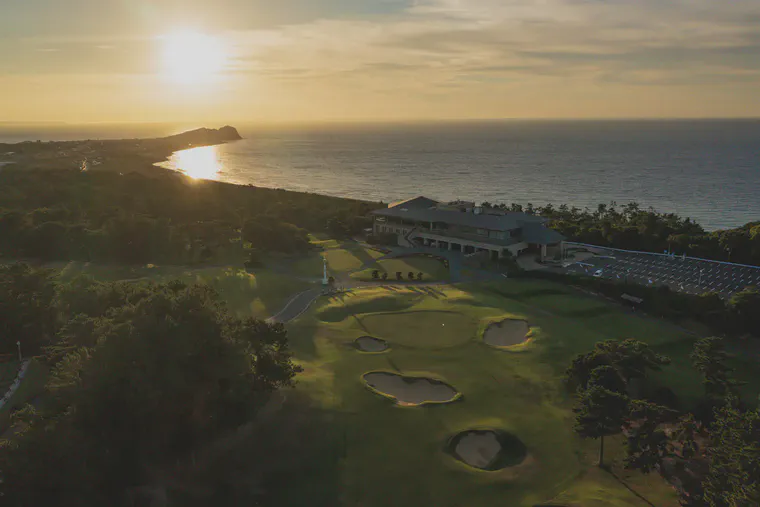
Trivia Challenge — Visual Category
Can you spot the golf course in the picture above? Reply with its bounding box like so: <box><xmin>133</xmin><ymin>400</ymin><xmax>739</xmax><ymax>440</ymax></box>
<box><xmin>278</xmin><ymin>275</ymin><xmax>760</xmax><ymax>507</ymax></box>
<box><xmin>5</xmin><ymin>238</ymin><xmax>759</xmax><ymax>506</ymax></box>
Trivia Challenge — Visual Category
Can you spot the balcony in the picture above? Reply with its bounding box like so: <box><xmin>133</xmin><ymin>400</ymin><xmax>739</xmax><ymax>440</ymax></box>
<box><xmin>417</xmin><ymin>229</ymin><xmax>520</xmax><ymax>247</ymax></box>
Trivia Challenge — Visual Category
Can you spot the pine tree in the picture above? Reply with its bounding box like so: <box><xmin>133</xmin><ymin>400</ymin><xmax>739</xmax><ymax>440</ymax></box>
<box><xmin>702</xmin><ymin>402</ymin><xmax>760</xmax><ymax>507</ymax></box>
<box><xmin>566</xmin><ymin>339</ymin><xmax>670</xmax><ymax>392</ymax></box>
<box><xmin>624</xmin><ymin>399</ymin><xmax>679</xmax><ymax>473</ymax></box>
<box><xmin>574</xmin><ymin>384</ymin><xmax>630</xmax><ymax>467</ymax></box>
<box><xmin>691</xmin><ymin>337</ymin><xmax>746</xmax><ymax>399</ymax></box>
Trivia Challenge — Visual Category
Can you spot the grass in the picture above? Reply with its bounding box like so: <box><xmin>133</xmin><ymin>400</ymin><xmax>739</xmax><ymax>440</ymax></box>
<box><xmin>276</xmin><ymin>278</ymin><xmax>756</xmax><ymax>507</ymax></box>
<box><xmin>293</xmin><ymin>241</ymin><xmax>386</xmax><ymax>278</ymax></box>
<box><xmin>54</xmin><ymin>261</ymin><xmax>310</xmax><ymax>320</ymax></box>
<box><xmin>360</xmin><ymin>311</ymin><xmax>478</xmax><ymax>349</ymax></box>
<box><xmin>352</xmin><ymin>257</ymin><xmax>450</xmax><ymax>282</ymax></box>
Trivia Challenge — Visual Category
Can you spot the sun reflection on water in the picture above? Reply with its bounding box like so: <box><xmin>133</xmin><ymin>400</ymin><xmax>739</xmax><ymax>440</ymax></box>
<box><xmin>173</xmin><ymin>145</ymin><xmax>222</xmax><ymax>180</ymax></box>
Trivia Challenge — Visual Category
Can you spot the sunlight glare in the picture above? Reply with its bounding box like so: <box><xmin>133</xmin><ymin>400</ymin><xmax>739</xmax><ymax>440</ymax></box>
<box><xmin>173</xmin><ymin>146</ymin><xmax>222</xmax><ymax>180</ymax></box>
<box><xmin>161</xmin><ymin>30</ymin><xmax>226</xmax><ymax>86</ymax></box>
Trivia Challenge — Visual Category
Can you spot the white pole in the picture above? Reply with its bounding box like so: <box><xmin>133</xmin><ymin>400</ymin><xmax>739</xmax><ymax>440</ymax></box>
<box><xmin>322</xmin><ymin>257</ymin><xmax>329</xmax><ymax>286</ymax></box>
<box><xmin>17</xmin><ymin>340</ymin><xmax>22</xmax><ymax>362</ymax></box>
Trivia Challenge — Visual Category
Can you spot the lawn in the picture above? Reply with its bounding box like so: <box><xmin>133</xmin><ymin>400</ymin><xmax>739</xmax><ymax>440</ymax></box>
<box><xmin>54</xmin><ymin>261</ymin><xmax>311</xmax><ymax>320</ymax></box>
<box><xmin>275</xmin><ymin>277</ymin><xmax>760</xmax><ymax>507</ymax></box>
<box><xmin>292</xmin><ymin>243</ymin><xmax>386</xmax><ymax>278</ymax></box>
<box><xmin>359</xmin><ymin>310</ymin><xmax>478</xmax><ymax>349</ymax></box>
<box><xmin>352</xmin><ymin>256</ymin><xmax>450</xmax><ymax>282</ymax></box>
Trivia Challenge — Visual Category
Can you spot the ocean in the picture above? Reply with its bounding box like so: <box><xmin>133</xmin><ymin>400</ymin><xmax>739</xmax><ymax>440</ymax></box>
<box><xmin>3</xmin><ymin>120</ymin><xmax>759</xmax><ymax>230</ymax></box>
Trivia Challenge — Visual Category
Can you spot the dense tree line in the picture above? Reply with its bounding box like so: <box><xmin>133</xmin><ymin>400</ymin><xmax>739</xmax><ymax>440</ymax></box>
<box><xmin>0</xmin><ymin>263</ymin><xmax>301</xmax><ymax>505</ymax></box>
<box><xmin>482</xmin><ymin>201</ymin><xmax>760</xmax><ymax>266</ymax></box>
<box><xmin>520</xmin><ymin>270</ymin><xmax>760</xmax><ymax>338</ymax></box>
<box><xmin>568</xmin><ymin>337</ymin><xmax>759</xmax><ymax>506</ymax></box>
<box><xmin>0</xmin><ymin>167</ymin><xmax>375</xmax><ymax>264</ymax></box>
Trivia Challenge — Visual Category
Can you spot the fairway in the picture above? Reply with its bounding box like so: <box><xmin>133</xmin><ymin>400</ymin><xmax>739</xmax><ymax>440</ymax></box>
<box><xmin>293</xmin><ymin>240</ymin><xmax>386</xmax><ymax>277</ymax></box>
<box><xmin>279</xmin><ymin>278</ymin><xmax>760</xmax><ymax>507</ymax></box>
<box><xmin>360</xmin><ymin>311</ymin><xmax>477</xmax><ymax>348</ymax></box>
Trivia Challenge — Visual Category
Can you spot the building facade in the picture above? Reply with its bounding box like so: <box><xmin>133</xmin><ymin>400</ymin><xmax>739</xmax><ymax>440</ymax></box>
<box><xmin>371</xmin><ymin>196</ymin><xmax>565</xmax><ymax>261</ymax></box>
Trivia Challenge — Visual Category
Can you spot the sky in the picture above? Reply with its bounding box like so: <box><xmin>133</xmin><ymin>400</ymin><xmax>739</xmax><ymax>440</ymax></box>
<box><xmin>1</xmin><ymin>0</ymin><xmax>759</xmax><ymax>123</ymax></box>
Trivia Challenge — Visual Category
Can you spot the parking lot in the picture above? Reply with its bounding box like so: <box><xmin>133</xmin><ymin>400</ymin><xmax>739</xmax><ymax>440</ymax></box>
<box><xmin>562</xmin><ymin>249</ymin><xmax>760</xmax><ymax>298</ymax></box>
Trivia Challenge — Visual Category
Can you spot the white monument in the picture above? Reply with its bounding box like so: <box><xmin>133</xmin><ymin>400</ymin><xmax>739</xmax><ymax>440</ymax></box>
<box><xmin>322</xmin><ymin>257</ymin><xmax>329</xmax><ymax>286</ymax></box>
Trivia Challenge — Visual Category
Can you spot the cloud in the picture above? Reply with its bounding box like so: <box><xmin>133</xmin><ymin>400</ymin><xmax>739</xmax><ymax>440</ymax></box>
<box><xmin>225</xmin><ymin>0</ymin><xmax>760</xmax><ymax>90</ymax></box>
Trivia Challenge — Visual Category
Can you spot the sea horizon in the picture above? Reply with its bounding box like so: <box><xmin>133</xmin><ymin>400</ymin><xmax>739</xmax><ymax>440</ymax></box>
<box><xmin>3</xmin><ymin>118</ymin><xmax>760</xmax><ymax>231</ymax></box>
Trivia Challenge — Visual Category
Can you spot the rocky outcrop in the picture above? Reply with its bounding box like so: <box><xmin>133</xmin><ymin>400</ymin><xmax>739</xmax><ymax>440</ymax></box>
<box><xmin>163</xmin><ymin>126</ymin><xmax>242</xmax><ymax>148</ymax></box>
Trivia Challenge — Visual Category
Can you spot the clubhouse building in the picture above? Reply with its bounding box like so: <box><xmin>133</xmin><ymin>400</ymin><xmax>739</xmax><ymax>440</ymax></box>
<box><xmin>371</xmin><ymin>196</ymin><xmax>565</xmax><ymax>261</ymax></box>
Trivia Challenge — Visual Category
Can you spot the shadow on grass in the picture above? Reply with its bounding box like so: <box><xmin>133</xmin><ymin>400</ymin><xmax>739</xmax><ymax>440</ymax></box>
<box><xmin>556</xmin><ymin>307</ymin><xmax>617</xmax><ymax>319</ymax></box>
<box><xmin>168</xmin><ymin>392</ymin><xmax>344</xmax><ymax>507</ymax></box>
<box><xmin>516</xmin><ymin>288</ymin><xmax>571</xmax><ymax>299</ymax></box>
<box><xmin>350</xmin><ymin>245</ymin><xmax>381</xmax><ymax>271</ymax></box>
<box><xmin>416</xmin><ymin>286</ymin><xmax>443</xmax><ymax>299</ymax></box>
<box><xmin>285</xmin><ymin>321</ymin><xmax>321</xmax><ymax>361</ymax></box>
<box><xmin>605</xmin><ymin>468</ymin><xmax>657</xmax><ymax>507</ymax></box>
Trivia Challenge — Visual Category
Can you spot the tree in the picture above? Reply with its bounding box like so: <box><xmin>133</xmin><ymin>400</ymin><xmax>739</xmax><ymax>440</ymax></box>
<box><xmin>372</xmin><ymin>270</ymin><xmax>379</xmax><ymax>279</ymax></box>
<box><xmin>624</xmin><ymin>400</ymin><xmax>681</xmax><ymax>473</ymax></box>
<box><xmin>0</xmin><ymin>282</ymin><xmax>301</xmax><ymax>505</ymax></box>
<box><xmin>588</xmin><ymin>365</ymin><xmax>627</xmax><ymax>395</ymax></box>
<box><xmin>407</xmin><ymin>271</ymin><xmax>414</xmax><ymax>281</ymax></box>
<box><xmin>691</xmin><ymin>337</ymin><xmax>746</xmax><ymax>400</ymax></box>
<box><xmin>728</xmin><ymin>286</ymin><xmax>760</xmax><ymax>336</ymax></box>
<box><xmin>416</xmin><ymin>272</ymin><xmax>423</xmax><ymax>281</ymax></box>
<box><xmin>244</xmin><ymin>248</ymin><xmax>264</xmax><ymax>269</ymax></box>
<box><xmin>574</xmin><ymin>384</ymin><xmax>630</xmax><ymax>467</ymax></box>
<box><xmin>242</xmin><ymin>219</ymin><xmax>310</xmax><ymax>254</ymax></box>
<box><xmin>0</xmin><ymin>263</ymin><xmax>57</xmax><ymax>356</ymax></box>
<box><xmin>395</xmin><ymin>271</ymin><xmax>402</xmax><ymax>281</ymax></box>
<box><xmin>566</xmin><ymin>339</ymin><xmax>671</xmax><ymax>393</ymax></box>
<box><xmin>702</xmin><ymin>403</ymin><xmax>760</xmax><ymax>507</ymax></box>
<box><xmin>326</xmin><ymin>217</ymin><xmax>351</xmax><ymax>239</ymax></box>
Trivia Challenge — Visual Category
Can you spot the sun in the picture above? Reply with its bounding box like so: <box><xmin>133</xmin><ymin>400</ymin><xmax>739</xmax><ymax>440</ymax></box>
<box><xmin>161</xmin><ymin>30</ymin><xmax>226</xmax><ymax>85</ymax></box>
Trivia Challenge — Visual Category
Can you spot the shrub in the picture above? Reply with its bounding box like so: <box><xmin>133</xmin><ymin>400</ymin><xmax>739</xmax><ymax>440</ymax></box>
<box><xmin>366</xmin><ymin>233</ymin><xmax>398</xmax><ymax>247</ymax></box>
<box><xmin>244</xmin><ymin>249</ymin><xmax>264</xmax><ymax>269</ymax></box>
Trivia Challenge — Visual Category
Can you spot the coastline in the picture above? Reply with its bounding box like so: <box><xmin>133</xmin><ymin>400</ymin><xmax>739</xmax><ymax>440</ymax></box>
<box><xmin>0</xmin><ymin>125</ymin><xmax>242</xmax><ymax>175</ymax></box>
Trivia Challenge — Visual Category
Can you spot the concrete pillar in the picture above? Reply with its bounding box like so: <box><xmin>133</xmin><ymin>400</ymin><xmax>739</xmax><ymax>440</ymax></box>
<box><xmin>448</xmin><ymin>242</ymin><xmax>453</xmax><ymax>251</ymax></box>
<box><xmin>541</xmin><ymin>244</ymin><xmax>547</xmax><ymax>261</ymax></box>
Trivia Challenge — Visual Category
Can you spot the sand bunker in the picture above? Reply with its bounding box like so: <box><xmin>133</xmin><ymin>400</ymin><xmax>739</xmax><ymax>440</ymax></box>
<box><xmin>483</xmin><ymin>319</ymin><xmax>530</xmax><ymax>347</ymax></box>
<box><xmin>355</xmin><ymin>336</ymin><xmax>389</xmax><ymax>352</ymax></box>
<box><xmin>363</xmin><ymin>372</ymin><xmax>458</xmax><ymax>405</ymax></box>
<box><xmin>455</xmin><ymin>431</ymin><xmax>502</xmax><ymax>469</ymax></box>
<box><xmin>450</xmin><ymin>430</ymin><xmax>528</xmax><ymax>470</ymax></box>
